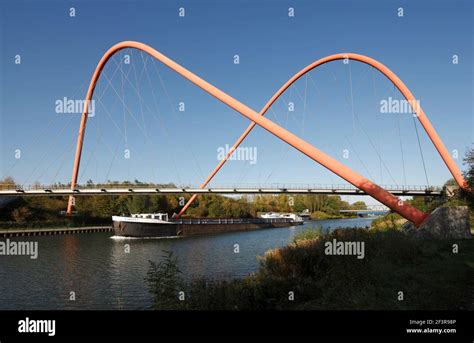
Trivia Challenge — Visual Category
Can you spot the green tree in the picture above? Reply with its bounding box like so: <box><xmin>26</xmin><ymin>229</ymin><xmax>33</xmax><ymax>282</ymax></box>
<box><xmin>127</xmin><ymin>196</ymin><xmax>150</xmax><ymax>214</ymax></box>
<box><xmin>0</xmin><ymin>176</ymin><xmax>16</xmax><ymax>190</ymax></box>
<box><xmin>462</xmin><ymin>147</ymin><xmax>474</xmax><ymax>208</ymax></box>
<box><xmin>351</xmin><ymin>201</ymin><xmax>367</xmax><ymax>210</ymax></box>
<box><xmin>145</xmin><ymin>251</ymin><xmax>183</xmax><ymax>310</ymax></box>
<box><xmin>11</xmin><ymin>207</ymin><xmax>32</xmax><ymax>223</ymax></box>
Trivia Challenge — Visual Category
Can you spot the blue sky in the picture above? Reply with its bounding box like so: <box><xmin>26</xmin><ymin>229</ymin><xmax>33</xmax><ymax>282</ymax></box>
<box><xmin>0</xmin><ymin>0</ymin><xmax>472</xmax><ymax>204</ymax></box>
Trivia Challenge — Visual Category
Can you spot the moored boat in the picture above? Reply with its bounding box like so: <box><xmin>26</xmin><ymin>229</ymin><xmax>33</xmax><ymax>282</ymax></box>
<box><xmin>112</xmin><ymin>212</ymin><xmax>303</xmax><ymax>238</ymax></box>
<box><xmin>259</xmin><ymin>212</ymin><xmax>304</xmax><ymax>222</ymax></box>
<box><xmin>299</xmin><ymin>209</ymin><xmax>311</xmax><ymax>219</ymax></box>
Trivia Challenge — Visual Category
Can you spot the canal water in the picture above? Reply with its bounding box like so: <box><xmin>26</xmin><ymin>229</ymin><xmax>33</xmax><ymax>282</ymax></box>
<box><xmin>0</xmin><ymin>217</ymin><xmax>375</xmax><ymax>310</ymax></box>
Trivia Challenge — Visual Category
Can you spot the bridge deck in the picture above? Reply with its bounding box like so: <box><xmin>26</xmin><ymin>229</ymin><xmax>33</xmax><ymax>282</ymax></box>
<box><xmin>0</xmin><ymin>186</ymin><xmax>443</xmax><ymax>197</ymax></box>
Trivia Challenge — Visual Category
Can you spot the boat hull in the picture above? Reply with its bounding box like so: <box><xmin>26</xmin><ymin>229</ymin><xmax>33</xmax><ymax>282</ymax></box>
<box><xmin>113</xmin><ymin>218</ymin><xmax>303</xmax><ymax>238</ymax></box>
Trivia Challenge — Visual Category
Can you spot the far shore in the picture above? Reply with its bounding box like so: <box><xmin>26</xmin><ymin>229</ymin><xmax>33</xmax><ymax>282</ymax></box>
<box><xmin>0</xmin><ymin>215</ymin><xmax>363</xmax><ymax>232</ymax></box>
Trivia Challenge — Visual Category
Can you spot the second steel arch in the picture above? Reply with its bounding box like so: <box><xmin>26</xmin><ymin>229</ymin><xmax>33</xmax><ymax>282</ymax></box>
<box><xmin>179</xmin><ymin>53</ymin><xmax>468</xmax><ymax>217</ymax></box>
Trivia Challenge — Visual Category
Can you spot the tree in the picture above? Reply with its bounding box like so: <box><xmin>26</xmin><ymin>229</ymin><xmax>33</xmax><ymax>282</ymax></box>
<box><xmin>127</xmin><ymin>196</ymin><xmax>150</xmax><ymax>214</ymax></box>
<box><xmin>145</xmin><ymin>251</ymin><xmax>183</xmax><ymax>310</ymax></box>
<box><xmin>11</xmin><ymin>207</ymin><xmax>32</xmax><ymax>223</ymax></box>
<box><xmin>0</xmin><ymin>176</ymin><xmax>15</xmax><ymax>190</ymax></box>
<box><xmin>462</xmin><ymin>147</ymin><xmax>474</xmax><ymax>208</ymax></box>
<box><xmin>351</xmin><ymin>201</ymin><xmax>367</xmax><ymax>210</ymax></box>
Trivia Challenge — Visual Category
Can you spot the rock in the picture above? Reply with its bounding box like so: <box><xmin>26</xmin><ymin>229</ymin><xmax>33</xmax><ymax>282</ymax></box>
<box><xmin>401</xmin><ymin>206</ymin><xmax>471</xmax><ymax>239</ymax></box>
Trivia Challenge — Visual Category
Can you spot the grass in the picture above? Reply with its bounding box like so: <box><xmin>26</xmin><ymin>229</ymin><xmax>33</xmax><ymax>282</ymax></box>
<box><xmin>292</xmin><ymin>225</ymin><xmax>329</xmax><ymax>243</ymax></box>
<box><xmin>371</xmin><ymin>213</ymin><xmax>407</xmax><ymax>229</ymax></box>
<box><xmin>146</xmin><ymin>227</ymin><xmax>474</xmax><ymax>310</ymax></box>
<box><xmin>310</xmin><ymin>211</ymin><xmax>343</xmax><ymax>220</ymax></box>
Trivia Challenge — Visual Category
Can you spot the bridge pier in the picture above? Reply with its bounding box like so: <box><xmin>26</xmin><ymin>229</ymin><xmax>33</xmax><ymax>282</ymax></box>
<box><xmin>402</xmin><ymin>206</ymin><xmax>471</xmax><ymax>239</ymax></box>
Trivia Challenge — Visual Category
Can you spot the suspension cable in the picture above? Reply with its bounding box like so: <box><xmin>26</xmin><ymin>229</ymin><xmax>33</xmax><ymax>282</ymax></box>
<box><xmin>412</xmin><ymin>115</ymin><xmax>430</xmax><ymax>186</ymax></box>
<box><xmin>397</xmin><ymin>115</ymin><xmax>407</xmax><ymax>186</ymax></box>
<box><xmin>346</xmin><ymin>62</ymin><xmax>398</xmax><ymax>185</ymax></box>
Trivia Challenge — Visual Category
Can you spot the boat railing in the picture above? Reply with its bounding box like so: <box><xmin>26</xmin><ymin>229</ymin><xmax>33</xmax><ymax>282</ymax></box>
<box><xmin>170</xmin><ymin>217</ymin><xmax>295</xmax><ymax>224</ymax></box>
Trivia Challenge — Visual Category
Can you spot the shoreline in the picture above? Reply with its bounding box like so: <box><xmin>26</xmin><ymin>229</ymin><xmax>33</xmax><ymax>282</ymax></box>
<box><xmin>0</xmin><ymin>226</ymin><xmax>113</xmax><ymax>237</ymax></box>
<box><xmin>0</xmin><ymin>217</ymin><xmax>369</xmax><ymax>238</ymax></box>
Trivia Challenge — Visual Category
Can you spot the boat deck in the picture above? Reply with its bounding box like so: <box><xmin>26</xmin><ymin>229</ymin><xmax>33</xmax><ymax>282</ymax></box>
<box><xmin>169</xmin><ymin>217</ymin><xmax>298</xmax><ymax>225</ymax></box>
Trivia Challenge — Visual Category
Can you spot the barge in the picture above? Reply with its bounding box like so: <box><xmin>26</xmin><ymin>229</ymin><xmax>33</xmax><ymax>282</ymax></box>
<box><xmin>112</xmin><ymin>212</ymin><xmax>303</xmax><ymax>238</ymax></box>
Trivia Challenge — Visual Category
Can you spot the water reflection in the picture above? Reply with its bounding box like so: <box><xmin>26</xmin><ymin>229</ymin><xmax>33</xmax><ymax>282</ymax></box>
<box><xmin>0</xmin><ymin>217</ymin><xmax>376</xmax><ymax>309</ymax></box>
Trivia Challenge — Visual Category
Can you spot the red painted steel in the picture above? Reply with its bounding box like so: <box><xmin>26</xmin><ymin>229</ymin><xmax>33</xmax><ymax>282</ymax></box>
<box><xmin>178</xmin><ymin>53</ymin><xmax>468</xmax><ymax>217</ymax></box>
<box><xmin>67</xmin><ymin>42</ymin><xmax>467</xmax><ymax>227</ymax></box>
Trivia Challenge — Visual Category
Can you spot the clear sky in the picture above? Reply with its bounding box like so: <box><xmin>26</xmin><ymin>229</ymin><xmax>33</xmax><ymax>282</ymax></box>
<box><xmin>0</xmin><ymin>0</ymin><xmax>472</xmax><ymax>204</ymax></box>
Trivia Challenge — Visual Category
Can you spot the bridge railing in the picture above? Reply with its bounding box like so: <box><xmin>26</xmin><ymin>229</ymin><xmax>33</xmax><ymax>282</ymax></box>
<box><xmin>206</xmin><ymin>183</ymin><xmax>442</xmax><ymax>192</ymax></box>
<box><xmin>0</xmin><ymin>182</ymin><xmax>443</xmax><ymax>192</ymax></box>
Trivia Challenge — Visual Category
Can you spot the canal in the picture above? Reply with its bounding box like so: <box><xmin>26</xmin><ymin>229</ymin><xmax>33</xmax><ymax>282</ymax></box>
<box><xmin>0</xmin><ymin>217</ymin><xmax>376</xmax><ymax>310</ymax></box>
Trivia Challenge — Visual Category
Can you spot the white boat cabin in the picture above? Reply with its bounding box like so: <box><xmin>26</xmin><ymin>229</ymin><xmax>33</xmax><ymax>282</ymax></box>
<box><xmin>131</xmin><ymin>213</ymin><xmax>169</xmax><ymax>221</ymax></box>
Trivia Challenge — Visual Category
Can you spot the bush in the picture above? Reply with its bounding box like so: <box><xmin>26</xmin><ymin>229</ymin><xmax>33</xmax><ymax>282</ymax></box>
<box><xmin>145</xmin><ymin>251</ymin><xmax>184</xmax><ymax>310</ymax></box>
<box><xmin>371</xmin><ymin>213</ymin><xmax>406</xmax><ymax>230</ymax></box>
<box><xmin>292</xmin><ymin>226</ymin><xmax>328</xmax><ymax>243</ymax></box>
<box><xmin>146</xmin><ymin>228</ymin><xmax>474</xmax><ymax>310</ymax></box>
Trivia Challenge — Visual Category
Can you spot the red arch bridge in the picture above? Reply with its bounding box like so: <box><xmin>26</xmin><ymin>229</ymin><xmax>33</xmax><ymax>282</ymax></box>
<box><xmin>6</xmin><ymin>41</ymin><xmax>468</xmax><ymax>228</ymax></box>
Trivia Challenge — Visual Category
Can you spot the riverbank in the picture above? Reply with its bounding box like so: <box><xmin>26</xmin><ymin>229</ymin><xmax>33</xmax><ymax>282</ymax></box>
<box><xmin>371</xmin><ymin>210</ymin><xmax>474</xmax><ymax>235</ymax></box>
<box><xmin>146</xmin><ymin>226</ymin><xmax>474</xmax><ymax>310</ymax></box>
<box><xmin>0</xmin><ymin>213</ymin><xmax>352</xmax><ymax>232</ymax></box>
<box><xmin>0</xmin><ymin>217</ymin><xmax>110</xmax><ymax>230</ymax></box>
<box><xmin>309</xmin><ymin>211</ymin><xmax>345</xmax><ymax>220</ymax></box>
<box><xmin>0</xmin><ymin>215</ymin><xmax>360</xmax><ymax>239</ymax></box>
<box><xmin>0</xmin><ymin>226</ymin><xmax>112</xmax><ymax>237</ymax></box>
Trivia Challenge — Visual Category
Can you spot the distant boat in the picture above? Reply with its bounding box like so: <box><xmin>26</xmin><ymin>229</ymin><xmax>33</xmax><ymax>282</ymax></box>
<box><xmin>112</xmin><ymin>212</ymin><xmax>303</xmax><ymax>238</ymax></box>
<box><xmin>299</xmin><ymin>209</ymin><xmax>311</xmax><ymax>219</ymax></box>
<box><xmin>259</xmin><ymin>212</ymin><xmax>304</xmax><ymax>222</ymax></box>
